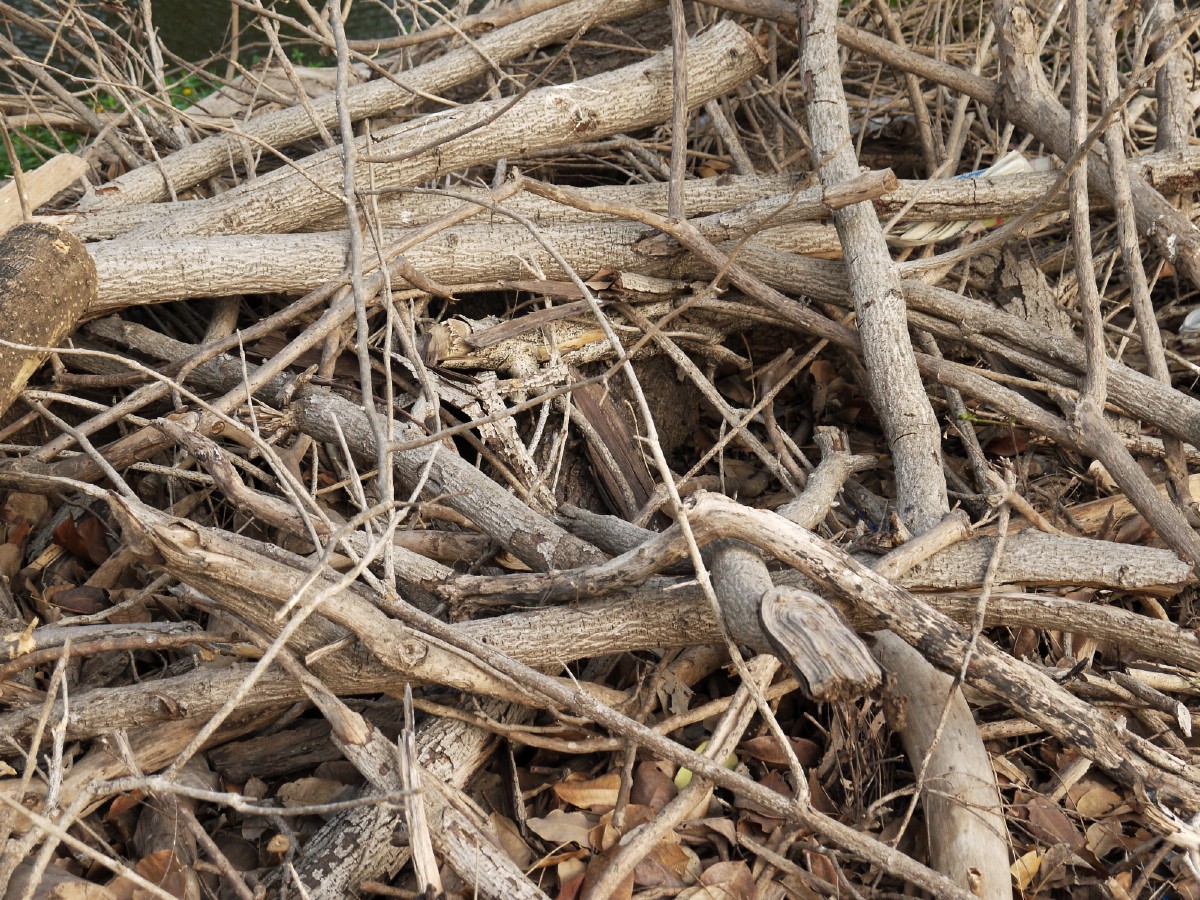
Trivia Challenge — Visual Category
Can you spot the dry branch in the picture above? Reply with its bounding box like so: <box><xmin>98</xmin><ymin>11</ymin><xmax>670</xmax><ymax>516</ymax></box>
<box><xmin>84</xmin><ymin>0</ymin><xmax>665</xmax><ymax>207</ymax></box>
<box><xmin>3</xmin><ymin>0</ymin><xmax>1200</xmax><ymax>894</ymax></box>
<box><xmin>0</xmin><ymin>224</ymin><xmax>95</xmax><ymax>418</ymax></box>
<box><xmin>117</xmin><ymin>22</ymin><xmax>764</xmax><ymax>240</ymax></box>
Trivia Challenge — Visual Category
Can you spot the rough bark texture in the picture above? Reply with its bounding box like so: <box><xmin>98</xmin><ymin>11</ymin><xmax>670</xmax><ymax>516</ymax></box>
<box><xmin>799</xmin><ymin>1</ymin><xmax>1009</xmax><ymax>895</ymax></box>
<box><xmin>0</xmin><ymin>224</ymin><xmax>96</xmax><ymax>417</ymax></box>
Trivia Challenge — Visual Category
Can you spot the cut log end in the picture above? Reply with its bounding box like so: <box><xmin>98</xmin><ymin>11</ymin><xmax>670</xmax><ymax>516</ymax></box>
<box><xmin>0</xmin><ymin>223</ymin><xmax>97</xmax><ymax>418</ymax></box>
<box><xmin>759</xmin><ymin>585</ymin><xmax>883</xmax><ymax>701</ymax></box>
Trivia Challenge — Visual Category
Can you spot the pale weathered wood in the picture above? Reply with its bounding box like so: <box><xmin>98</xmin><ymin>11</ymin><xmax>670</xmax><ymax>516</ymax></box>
<box><xmin>117</xmin><ymin>22</ymin><xmax>764</xmax><ymax>241</ymax></box>
<box><xmin>82</xmin><ymin>0</ymin><xmax>665</xmax><ymax>208</ymax></box>
<box><xmin>84</xmin><ymin>221</ymin><xmax>832</xmax><ymax>309</ymax></box>
<box><xmin>63</xmin><ymin>147</ymin><xmax>1200</xmax><ymax>241</ymax></box>
<box><xmin>995</xmin><ymin>0</ymin><xmax>1200</xmax><ymax>292</ymax></box>
<box><xmin>0</xmin><ymin>154</ymin><xmax>88</xmax><ymax>236</ymax></box>
<box><xmin>80</xmin><ymin>223</ymin><xmax>1200</xmax><ymax>458</ymax></box>
<box><xmin>799</xmin><ymin>0</ymin><xmax>1007</xmax><ymax>892</ymax></box>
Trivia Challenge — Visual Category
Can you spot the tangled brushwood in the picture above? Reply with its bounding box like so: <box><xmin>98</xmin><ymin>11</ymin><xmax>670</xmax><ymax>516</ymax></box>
<box><xmin>0</xmin><ymin>0</ymin><xmax>1199</xmax><ymax>896</ymax></box>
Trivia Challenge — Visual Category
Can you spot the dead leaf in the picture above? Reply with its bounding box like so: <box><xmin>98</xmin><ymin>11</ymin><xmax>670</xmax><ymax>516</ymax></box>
<box><xmin>698</xmin><ymin>159</ymin><xmax>731</xmax><ymax>178</ymax></box>
<box><xmin>490</xmin><ymin>811</ymin><xmax>534</xmax><ymax>869</ymax></box>
<box><xmin>213</xmin><ymin>832</ymin><xmax>259</xmax><ymax>871</ymax></box>
<box><xmin>631</xmin><ymin>760</ymin><xmax>678</xmax><ymax>811</ymax></box>
<box><xmin>1011</xmin><ymin>848</ymin><xmax>1042</xmax><ymax>891</ymax></box>
<box><xmin>679</xmin><ymin>816</ymin><xmax>738</xmax><ymax>847</ymax></box>
<box><xmin>106</xmin><ymin>790</ymin><xmax>146</xmax><ymax>820</ymax></box>
<box><xmin>984</xmin><ymin>429</ymin><xmax>1029</xmax><ymax>457</ymax></box>
<box><xmin>554</xmin><ymin>772</ymin><xmax>622</xmax><ymax>811</ymax></box>
<box><xmin>809</xmin><ymin>359</ymin><xmax>837</xmax><ymax>385</ymax></box>
<box><xmin>53</xmin><ymin>513</ymin><xmax>110</xmax><ymax>566</ymax></box>
<box><xmin>655</xmin><ymin>669</ymin><xmax>693</xmax><ymax>717</ymax></box>
<box><xmin>1084</xmin><ymin>819</ymin><xmax>1124</xmax><ymax>857</ymax></box>
<box><xmin>580</xmin><ymin>846</ymin><xmax>633</xmax><ymax>900</ymax></box>
<box><xmin>734</xmin><ymin>768</ymin><xmax>792</xmax><ymax>823</ymax></box>
<box><xmin>0</xmin><ymin>542</ymin><xmax>22</xmax><ymax>579</ymax></box>
<box><xmin>677</xmin><ymin>859</ymin><xmax>756</xmax><ymax>900</ymax></box>
<box><xmin>7</xmin><ymin>860</ymin><xmax>119</xmax><ymax>898</ymax></box>
<box><xmin>107</xmin><ymin>849</ymin><xmax>199</xmax><ymax>900</ymax></box>
<box><xmin>589</xmin><ymin>805</ymin><xmax>655</xmax><ymax>853</ymax></box>
<box><xmin>276</xmin><ymin>776</ymin><xmax>347</xmax><ymax>808</ymax></box>
<box><xmin>1073</xmin><ymin>785</ymin><xmax>1123</xmax><ymax>819</ymax></box>
<box><xmin>739</xmin><ymin>734</ymin><xmax>821</xmax><ymax>767</ymax></box>
<box><xmin>634</xmin><ymin>841</ymin><xmax>701</xmax><ymax>888</ymax></box>
<box><xmin>3</xmin><ymin>493</ymin><xmax>48</xmax><ymax>533</ymax></box>
<box><xmin>556</xmin><ymin>870</ymin><xmax>586</xmax><ymax>900</ymax></box>
<box><xmin>1021</xmin><ymin>793</ymin><xmax>1085</xmax><ymax>851</ymax></box>
<box><xmin>805</xmin><ymin>849</ymin><xmax>837</xmax><ymax>886</ymax></box>
<box><xmin>43</xmin><ymin>584</ymin><xmax>107</xmax><ymax>615</ymax></box>
<box><xmin>991</xmin><ymin>755</ymin><xmax>1031</xmax><ymax>788</ymax></box>
<box><xmin>528</xmin><ymin>809</ymin><xmax>596</xmax><ymax>848</ymax></box>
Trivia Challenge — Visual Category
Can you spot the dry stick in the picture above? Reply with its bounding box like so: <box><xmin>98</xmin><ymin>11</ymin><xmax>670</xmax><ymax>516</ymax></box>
<box><xmin>623</xmin><ymin>297</ymin><xmax>878</xmax><ymax>698</ymax></box>
<box><xmin>697</xmin><ymin>0</ymin><xmax>998</xmax><ymax>105</ymax></box>
<box><xmin>249</xmin><ymin>0</ymin><xmax>335</xmax><ymax>149</ymax></box>
<box><xmin>0</xmin><ymin>796</ymin><xmax>176</xmax><ymax>900</ymax></box>
<box><xmin>666</xmin><ymin>0</ymin><xmax>688</xmax><ymax>219</ymax></box>
<box><xmin>894</xmin><ymin>279</ymin><xmax>1200</xmax><ymax>450</ymax></box>
<box><xmin>83</xmin><ymin>318</ymin><xmax>605</xmax><ymax>572</ymax></box>
<box><xmin>455</xmin><ymin>511</ymin><xmax>1101</xmax><ymax>607</ymax></box>
<box><xmin>215</xmin><ymin>524</ymin><xmax>983</xmax><ymax>896</ymax></box>
<box><xmin>30</xmin><ymin>295</ymin><xmax>241</xmax><ymax>464</ymax></box>
<box><xmin>895</xmin><ymin>488</ymin><xmax>1010</xmax><ymax>867</ymax></box>
<box><xmin>74</xmin><ymin>147</ymin><xmax>1200</xmax><ymax>241</ymax></box>
<box><xmin>99</xmin><ymin>494</ymin><xmax>969</xmax><ymax>896</ymax></box>
<box><xmin>703</xmin><ymin>233</ymin><xmax>1200</xmax><ymax>459</ymax></box>
<box><xmin>704</xmin><ymin>98</ymin><xmax>755</xmax><ymax>175</ymax></box>
<box><xmin>0</xmin><ymin>649</ymin><xmax>70</xmax><ymax>886</ymax></box>
<box><xmin>1069</xmin><ymin>0</ymin><xmax>1105</xmax><ymax>410</ymax></box>
<box><xmin>28</xmin><ymin>189</ymin><xmax>571</xmax><ymax>567</ymax></box>
<box><xmin>503</xmin><ymin>181</ymin><xmax>1094</xmax><ymax>471</ymax></box>
<box><xmin>796</xmin><ymin>4</ymin><xmax>1008</xmax><ymax>899</ymax></box>
<box><xmin>108</xmin><ymin>489</ymin><xmax>1200</xmax><ymax>883</ymax></box>
<box><xmin>173</xmin><ymin>802</ymin><xmax>256</xmax><ymax>900</ymax></box>
<box><xmin>89</xmin><ymin>0</ymin><xmax>666</xmax><ymax>207</ymax></box>
<box><xmin>799</xmin><ymin>6</ymin><xmax>944</xmax><ymax>535</ymax></box>
<box><xmin>1144</xmin><ymin>0</ymin><xmax>1193</xmax><ymax>152</ymax></box>
<box><xmin>0</xmin><ymin>111</ymin><xmax>31</xmax><ymax>227</ymax></box>
<box><xmin>120</xmin><ymin>22</ymin><xmax>766</xmax><ymax>240</ymax></box>
<box><xmin>616</xmin><ymin>303</ymin><xmax>799</xmax><ymax>492</ymax></box>
<box><xmin>1092</xmin><ymin>5</ymin><xmax>1190</xmax><ymax>514</ymax></box>
<box><xmin>868</xmin><ymin>0</ymin><xmax>939</xmax><ymax>175</ymax></box>
<box><xmin>286</xmin><ymin>699</ymin><xmax>534</xmax><ymax>897</ymax></box>
<box><xmin>586</xmin><ymin>656</ymin><xmax>782</xmax><ymax>899</ymax></box>
<box><xmin>0</xmin><ymin>33</ymin><xmax>142</xmax><ymax>170</ymax></box>
<box><xmin>943</xmin><ymin>18</ymin><xmax>995</xmax><ymax>169</ymax></box>
<box><xmin>993</xmin><ymin>0</ymin><xmax>1200</xmax><ymax>292</ymax></box>
<box><xmin>624</xmin><ymin>326</ymin><xmax>878</xmax><ymax>696</ymax></box>
<box><xmin>0</xmin><ymin>535</ymin><xmax>1192</xmax><ymax>747</ymax></box>
<box><xmin>483</xmin><ymin>172</ymin><xmax>826</xmax><ymax>869</ymax></box>
<box><xmin>329</xmin><ymin>4</ymin><xmax>396</xmax><ymax>533</ymax></box>
<box><xmin>15</xmin><ymin>647</ymin><xmax>72</xmax><ymax>900</ymax></box>
<box><xmin>75</xmin><ymin>234</ymin><xmax>1196</xmax><ymax>564</ymax></box>
<box><xmin>276</xmin><ymin>650</ymin><xmax>463</xmax><ymax>897</ymax></box>
<box><xmin>490</xmin><ymin>196</ymin><xmax>831</xmax><ymax>808</ymax></box>
<box><xmin>1041</xmin><ymin>0</ymin><xmax>1200</xmax><ymax>569</ymax></box>
<box><xmin>703</xmin><ymin>0</ymin><xmax>1200</xmax><ymax>293</ymax></box>
<box><xmin>627</xmin><ymin>495</ymin><xmax>1200</xmax><ymax>807</ymax></box>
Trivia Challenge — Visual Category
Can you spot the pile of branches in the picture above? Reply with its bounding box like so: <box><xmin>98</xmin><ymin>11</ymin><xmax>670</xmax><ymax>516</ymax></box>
<box><xmin>0</xmin><ymin>0</ymin><xmax>1199</xmax><ymax>896</ymax></box>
